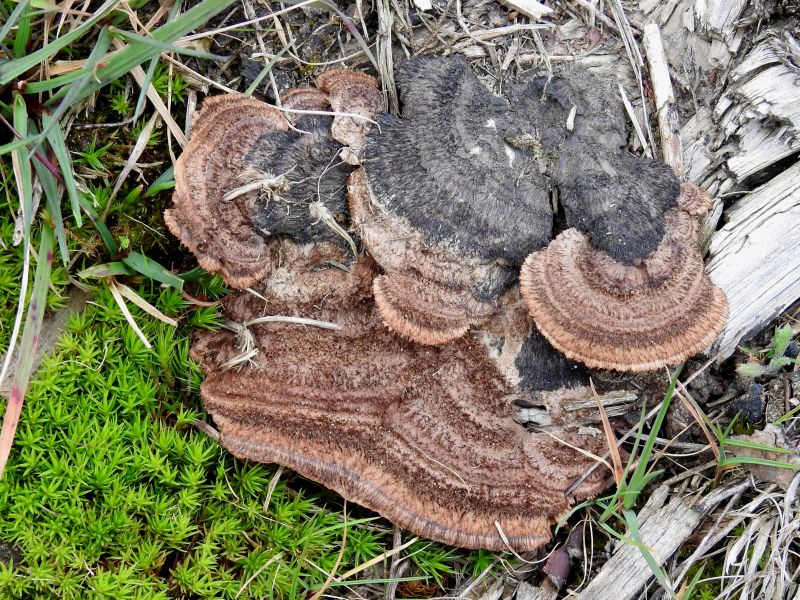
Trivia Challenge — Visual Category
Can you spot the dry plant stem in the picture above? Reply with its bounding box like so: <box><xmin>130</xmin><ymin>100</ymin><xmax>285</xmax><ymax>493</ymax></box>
<box><xmin>642</xmin><ymin>23</ymin><xmax>683</xmax><ymax>176</ymax></box>
<box><xmin>384</xmin><ymin>526</ymin><xmax>404</xmax><ymax>600</ymax></box>
<box><xmin>608</xmin><ymin>0</ymin><xmax>653</xmax><ymax>150</ymax></box>
<box><xmin>566</xmin><ymin>397</ymin><xmax>666</xmax><ymax>496</ymax></box>
<box><xmin>375</xmin><ymin>0</ymin><xmax>399</xmax><ymax>113</ymax></box>
<box><xmin>108</xmin><ymin>279</ymin><xmax>152</xmax><ymax>349</ymax></box>
<box><xmin>193</xmin><ymin>419</ymin><xmax>221</xmax><ymax>441</ymax></box>
<box><xmin>0</xmin><ymin>196</ymin><xmax>33</xmax><ymax>392</ymax></box>
<box><xmin>337</xmin><ymin>536</ymin><xmax>419</xmax><ymax>581</ymax></box>
<box><xmin>110</xmin><ymin>111</ymin><xmax>159</xmax><ymax>201</ymax></box>
<box><xmin>236</xmin><ymin>552</ymin><xmax>285</xmax><ymax>598</ymax></box>
<box><xmin>618</xmin><ymin>83</ymin><xmax>650</xmax><ymax>156</ymax></box>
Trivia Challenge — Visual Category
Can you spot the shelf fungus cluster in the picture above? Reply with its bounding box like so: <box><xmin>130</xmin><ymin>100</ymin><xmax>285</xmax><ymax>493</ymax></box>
<box><xmin>167</xmin><ymin>58</ymin><xmax>729</xmax><ymax>551</ymax></box>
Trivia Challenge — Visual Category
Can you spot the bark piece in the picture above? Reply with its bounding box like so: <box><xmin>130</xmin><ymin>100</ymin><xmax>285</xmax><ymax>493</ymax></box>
<box><xmin>576</xmin><ymin>487</ymin><xmax>702</xmax><ymax>600</ymax></box>
<box><xmin>707</xmin><ymin>161</ymin><xmax>800</xmax><ymax>360</ymax></box>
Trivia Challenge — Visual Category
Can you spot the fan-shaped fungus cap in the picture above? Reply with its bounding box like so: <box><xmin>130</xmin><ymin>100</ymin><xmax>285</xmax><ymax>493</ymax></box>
<box><xmin>165</xmin><ymin>69</ymin><xmax>382</xmax><ymax>289</ymax></box>
<box><xmin>509</xmin><ymin>67</ymin><xmax>682</xmax><ymax>264</ymax></box>
<box><xmin>191</xmin><ymin>259</ymin><xmax>613</xmax><ymax>551</ymax></box>
<box><xmin>520</xmin><ymin>202</ymin><xmax>729</xmax><ymax>371</ymax></box>
<box><xmin>279</xmin><ymin>87</ymin><xmax>330</xmax><ymax>125</ymax></box>
<box><xmin>350</xmin><ymin>57</ymin><xmax>552</xmax><ymax>344</ymax></box>
<box><xmin>164</xmin><ymin>95</ymin><xmax>288</xmax><ymax>288</ymax></box>
<box><xmin>316</xmin><ymin>68</ymin><xmax>385</xmax><ymax>156</ymax></box>
<box><xmin>349</xmin><ymin>167</ymin><xmax>510</xmax><ymax>345</ymax></box>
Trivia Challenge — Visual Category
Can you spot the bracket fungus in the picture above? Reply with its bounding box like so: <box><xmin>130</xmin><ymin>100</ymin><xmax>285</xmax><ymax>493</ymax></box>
<box><xmin>191</xmin><ymin>254</ymin><xmax>611</xmax><ymax>551</ymax></box>
<box><xmin>165</xmin><ymin>70</ymin><xmax>384</xmax><ymax>289</ymax></box>
<box><xmin>166</xmin><ymin>57</ymin><xmax>730</xmax><ymax>551</ymax></box>
<box><xmin>349</xmin><ymin>57</ymin><xmax>553</xmax><ymax>345</ymax></box>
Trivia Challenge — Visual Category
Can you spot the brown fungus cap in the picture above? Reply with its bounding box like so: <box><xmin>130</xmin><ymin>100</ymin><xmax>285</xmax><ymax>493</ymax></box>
<box><xmin>165</xmin><ymin>69</ymin><xmax>382</xmax><ymax>289</ymax></box>
<box><xmin>519</xmin><ymin>201</ymin><xmax>729</xmax><ymax>371</ymax></box>
<box><xmin>349</xmin><ymin>167</ymin><xmax>508</xmax><ymax>345</ymax></box>
<box><xmin>348</xmin><ymin>56</ymin><xmax>556</xmax><ymax>344</ymax></box>
<box><xmin>315</xmin><ymin>68</ymin><xmax>385</xmax><ymax>157</ymax></box>
<box><xmin>191</xmin><ymin>255</ymin><xmax>613</xmax><ymax>551</ymax></box>
<box><xmin>279</xmin><ymin>87</ymin><xmax>330</xmax><ymax>125</ymax></box>
<box><xmin>164</xmin><ymin>95</ymin><xmax>288</xmax><ymax>288</ymax></box>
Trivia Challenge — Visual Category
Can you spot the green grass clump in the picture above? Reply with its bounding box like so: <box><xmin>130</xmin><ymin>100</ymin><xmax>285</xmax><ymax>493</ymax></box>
<box><xmin>0</xmin><ymin>211</ymin><xmax>69</xmax><ymax>353</ymax></box>
<box><xmin>0</xmin><ymin>283</ymin><xmax>474</xmax><ymax>598</ymax></box>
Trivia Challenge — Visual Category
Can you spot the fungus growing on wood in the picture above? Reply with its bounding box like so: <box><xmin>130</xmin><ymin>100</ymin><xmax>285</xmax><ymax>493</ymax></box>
<box><xmin>191</xmin><ymin>257</ymin><xmax>613</xmax><ymax>551</ymax></box>
<box><xmin>504</xmin><ymin>67</ymin><xmax>728</xmax><ymax>370</ymax></box>
<box><xmin>164</xmin><ymin>95</ymin><xmax>288</xmax><ymax>288</ymax></box>
<box><xmin>350</xmin><ymin>56</ymin><xmax>553</xmax><ymax>345</ymax></box>
<box><xmin>165</xmin><ymin>70</ymin><xmax>383</xmax><ymax>289</ymax></box>
<box><xmin>519</xmin><ymin>186</ymin><xmax>729</xmax><ymax>371</ymax></box>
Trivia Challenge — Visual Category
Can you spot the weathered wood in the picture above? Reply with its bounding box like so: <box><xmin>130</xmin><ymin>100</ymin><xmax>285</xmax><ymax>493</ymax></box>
<box><xmin>515</xmin><ymin>580</ymin><xmax>558</xmax><ymax>600</ymax></box>
<box><xmin>496</xmin><ymin>0</ymin><xmax>552</xmax><ymax>20</ymax></box>
<box><xmin>713</xmin><ymin>31</ymin><xmax>800</xmax><ymax>185</ymax></box>
<box><xmin>643</xmin><ymin>23</ymin><xmax>683</xmax><ymax>175</ymax></box>
<box><xmin>707</xmin><ymin>161</ymin><xmax>800</xmax><ymax>360</ymax></box>
<box><xmin>576</xmin><ymin>487</ymin><xmax>702</xmax><ymax>600</ymax></box>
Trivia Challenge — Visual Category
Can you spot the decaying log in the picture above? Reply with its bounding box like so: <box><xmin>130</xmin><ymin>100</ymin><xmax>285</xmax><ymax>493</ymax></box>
<box><xmin>706</xmin><ymin>161</ymin><xmax>800</xmax><ymax>361</ymax></box>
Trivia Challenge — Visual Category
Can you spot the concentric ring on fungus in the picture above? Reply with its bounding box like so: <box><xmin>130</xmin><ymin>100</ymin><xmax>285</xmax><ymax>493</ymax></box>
<box><xmin>519</xmin><ymin>190</ymin><xmax>729</xmax><ymax>371</ymax></box>
<box><xmin>164</xmin><ymin>95</ymin><xmax>288</xmax><ymax>288</ymax></box>
<box><xmin>191</xmin><ymin>254</ymin><xmax>613</xmax><ymax>551</ymax></box>
<box><xmin>164</xmin><ymin>70</ymin><xmax>383</xmax><ymax>289</ymax></box>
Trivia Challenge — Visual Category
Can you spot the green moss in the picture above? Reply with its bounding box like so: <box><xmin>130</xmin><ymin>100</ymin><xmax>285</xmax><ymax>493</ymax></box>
<box><xmin>0</xmin><ymin>282</ymin><xmax>481</xmax><ymax>598</ymax></box>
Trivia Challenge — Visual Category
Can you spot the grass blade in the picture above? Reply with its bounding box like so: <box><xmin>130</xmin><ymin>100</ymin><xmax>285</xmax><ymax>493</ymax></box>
<box><xmin>38</xmin><ymin>26</ymin><xmax>113</xmax><ymax>142</ymax></box>
<box><xmin>0</xmin><ymin>225</ymin><xmax>55</xmax><ymax>479</ymax></box>
<box><xmin>145</xmin><ymin>165</ymin><xmax>175</xmax><ymax>196</ymax></box>
<box><xmin>628</xmin><ymin>368</ymin><xmax>681</xmax><ymax>498</ymax></box>
<box><xmin>42</xmin><ymin>113</ymin><xmax>83</xmax><ymax>227</ymax></box>
<box><xmin>0</xmin><ymin>0</ymin><xmax>121</xmax><ymax>84</ymax></box>
<box><xmin>12</xmin><ymin>6</ymin><xmax>32</xmax><ymax>59</ymax></box>
<box><xmin>0</xmin><ymin>0</ymin><xmax>31</xmax><ymax>46</ymax></box>
<box><xmin>31</xmin><ymin>145</ymin><xmax>69</xmax><ymax>264</ymax></box>
<box><xmin>70</xmin><ymin>0</ymin><xmax>238</xmax><ymax>104</ymax></box>
<box><xmin>78</xmin><ymin>262</ymin><xmax>137</xmax><ymax>279</ymax></box>
<box><xmin>78</xmin><ymin>195</ymin><xmax>118</xmax><ymax>255</ymax></box>
<box><xmin>122</xmin><ymin>251</ymin><xmax>184</xmax><ymax>289</ymax></box>
<box><xmin>109</xmin><ymin>27</ymin><xmax>226</xmax><ymax>61</ymax></box>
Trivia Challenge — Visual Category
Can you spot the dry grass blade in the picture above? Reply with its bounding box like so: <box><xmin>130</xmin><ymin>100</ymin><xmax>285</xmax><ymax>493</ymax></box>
<box><xmin>110</xmin><ymin>111</ymin><xmax>160</xmax><ymax>201</ymax></box>
<box><xmin>111</xmin><ymin>38</ymin><xmax>188</xmax><ymax>147</ymax></box>
<box><xmin>108</xmin><ymin>279</ymin><xmax>152</xmax><ymax>349</ymax></box>
<box><xmin>591</xmin><ymin>378</ymin><xmax>624</xmax><ymax>484</ymax></box>
<box><xmin>235</xmin><ymin>552</ymin><xmax>285</xmax><ymax>598</ymax></box>
<box><xmin>675</xmin><ymin>381</ymin><xmax>721</xmax><ymax>462</ymax></box>
<box><xmin>114</xmin><ymin>281</ymin><xmax>179</xmax><ymax>327</ymax></box>
<box><xmin>0</xmin><ymin>227</ymin><xmax>54</xmax><ymax>478</ymax></box>
<box><xmin>336</xmin><ymin>536</ymin><xmax>419</xmax><ymax>581</ymax></box>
